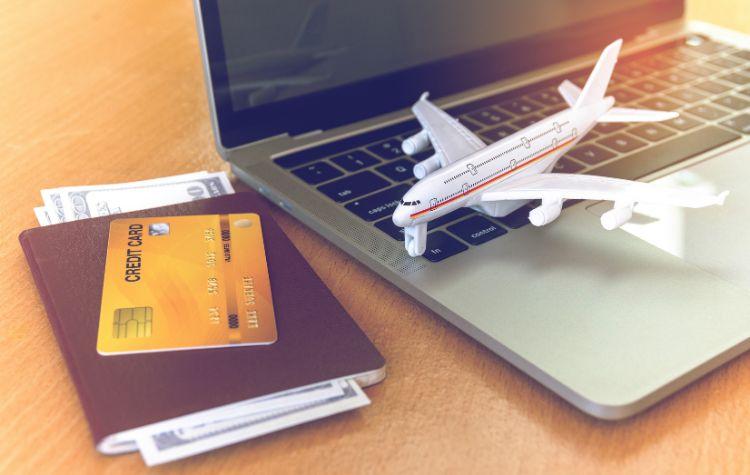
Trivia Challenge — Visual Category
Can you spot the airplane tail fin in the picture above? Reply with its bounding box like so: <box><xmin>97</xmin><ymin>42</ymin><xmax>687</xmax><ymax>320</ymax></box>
<box><xmin>574</xmin><ymin>39</ymin><xmax>622</xmax><ymax>108</ymax></box>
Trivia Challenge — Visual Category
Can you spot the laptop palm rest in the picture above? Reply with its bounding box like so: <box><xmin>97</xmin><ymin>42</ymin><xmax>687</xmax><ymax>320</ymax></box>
<box><xmin>406</xmin><ymin>144</ymin><xmax>750</xmax><ymax>419</ymax></box>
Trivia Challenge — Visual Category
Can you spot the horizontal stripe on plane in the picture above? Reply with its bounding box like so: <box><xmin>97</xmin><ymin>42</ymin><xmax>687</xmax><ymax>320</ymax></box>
<box><xmin>411</xmin><ymin>136</ymin><xmax>576</xmax><ymax>218</ymax></box>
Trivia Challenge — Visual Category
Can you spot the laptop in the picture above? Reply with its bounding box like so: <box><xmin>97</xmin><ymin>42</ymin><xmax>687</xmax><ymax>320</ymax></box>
<box><xmin>193</xmin><ymin>0</ymin><xmax>750</xmax><ymax>419</ymax></box>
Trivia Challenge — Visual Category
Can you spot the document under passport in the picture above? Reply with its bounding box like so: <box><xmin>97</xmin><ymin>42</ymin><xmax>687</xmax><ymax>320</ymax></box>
<box><xmin>20</xmin><ymin>196</ymin><xmax>384</xmax><ymax>468</ymax></box>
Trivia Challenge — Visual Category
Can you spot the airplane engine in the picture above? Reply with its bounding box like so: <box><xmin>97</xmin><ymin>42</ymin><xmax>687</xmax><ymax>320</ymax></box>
<box><xmin>600</xmin><ymin>203</ymin><xmax>634</xmax><ymax>230</ymax></box>
<box><xmin>528</xmin><ymin>200</ymin><xmax>563</xmax><ymax>226</ymax></box>
<box><xmin>402</xmin><ymin>130</ymin><xmax>430</xmax><ymax>155</ymax></box>
<box><xmin>413</xmin><ymin>153</ymin><xmax>441</xmax><ymax>179</ymax></box>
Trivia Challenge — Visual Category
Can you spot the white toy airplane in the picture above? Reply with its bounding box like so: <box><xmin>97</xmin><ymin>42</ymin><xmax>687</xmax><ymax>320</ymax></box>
<box><xmin>392</xmin><ymin>39</ymin><xmax>729</xmax><ymax>257</ymax></box>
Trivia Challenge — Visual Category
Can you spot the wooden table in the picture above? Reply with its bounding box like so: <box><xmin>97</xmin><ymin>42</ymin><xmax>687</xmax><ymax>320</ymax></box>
<box><xmin>2</xmin><ymin>1</ymin><xmax>749</xmax><ymax>473</ymax></box>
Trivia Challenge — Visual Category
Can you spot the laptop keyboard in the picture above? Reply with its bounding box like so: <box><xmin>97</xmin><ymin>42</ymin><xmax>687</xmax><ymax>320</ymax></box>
<box><xmin>274</xmin><ymin>36</ymin><xmax>749</xmax><ymax>263</ymax></box>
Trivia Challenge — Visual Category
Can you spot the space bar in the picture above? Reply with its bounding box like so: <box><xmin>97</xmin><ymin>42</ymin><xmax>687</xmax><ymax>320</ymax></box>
<box><xmin>591</xmin><ymin>126</ymin><xmax>740</xmax><ymax>181</ymax></box>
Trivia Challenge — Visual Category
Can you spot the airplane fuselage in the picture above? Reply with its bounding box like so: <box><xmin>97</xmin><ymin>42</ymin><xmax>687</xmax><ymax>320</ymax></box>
<box><xmin>392</xmin><ymin>99</ymin><xmax>612</xmax><ymax>228</ymax></box>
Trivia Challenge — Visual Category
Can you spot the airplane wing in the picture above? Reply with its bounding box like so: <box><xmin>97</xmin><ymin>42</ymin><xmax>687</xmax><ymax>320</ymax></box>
<box><xmin>481</xmin><ymin>173</ymin><xmax>728</xmax><ymax>208</ymax></box>
<box><xmin>412</xmin><ymin>93</ymin><xmax>486</xmax><ymax>168</ymax></box>
<box><xmin>598</xmin><ymin>107</ymin><xmax>679</xmax><ymax>123</ymax></box>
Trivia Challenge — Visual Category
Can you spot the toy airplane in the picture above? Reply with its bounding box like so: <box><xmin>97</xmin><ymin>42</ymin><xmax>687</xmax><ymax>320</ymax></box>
<box><xmin>392</xmin><ymin>39</ymin><xmax>729</xmax><ymax>257</ymax></box>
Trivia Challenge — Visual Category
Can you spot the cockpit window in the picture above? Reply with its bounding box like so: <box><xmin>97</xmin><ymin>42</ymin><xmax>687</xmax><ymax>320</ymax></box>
<box><xmin>399</xmin><ymin>199</ymin><xmax>421</xmax><ymax>206</ymax></box>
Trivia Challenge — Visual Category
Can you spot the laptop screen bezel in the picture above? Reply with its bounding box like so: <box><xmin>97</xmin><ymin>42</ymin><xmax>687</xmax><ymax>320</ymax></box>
<box><xmin>197</xmin><ymin>0</ymin><xmax>683</xmax><ymax>149</ymax></box>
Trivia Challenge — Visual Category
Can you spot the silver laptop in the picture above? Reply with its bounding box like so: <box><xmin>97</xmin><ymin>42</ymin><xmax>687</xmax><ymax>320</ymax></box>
<box><xmin>193</xmin><ymin>0</ymin><xmax>750</xmax><ymax>419</ymax></box>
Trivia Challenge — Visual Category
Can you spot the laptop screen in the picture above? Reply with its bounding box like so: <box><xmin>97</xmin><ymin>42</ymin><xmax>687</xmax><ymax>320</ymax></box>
<box><xmin>197</xmin><ymin>0</ymin><xmax>682</xmax><ymax>148</ymax></box>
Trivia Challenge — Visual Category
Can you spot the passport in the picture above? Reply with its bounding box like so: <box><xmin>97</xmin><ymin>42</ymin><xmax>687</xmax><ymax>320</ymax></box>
<box><xmin>19</xmin><ymin>192</ymin><xmax>385</xmax><ymax>457</ymax></box>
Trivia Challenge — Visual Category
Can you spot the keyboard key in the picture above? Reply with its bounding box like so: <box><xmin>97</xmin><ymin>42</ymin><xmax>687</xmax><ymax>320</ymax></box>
<box><xmin>686</xmin><ymin>103</ymin><xmax>730</xmax><ymax>120</ymax></box>
<box><xmin>466</xmin><ymin>107</ymin><xmax>511</xmax><ymax>126</ymax></box>
<box><xmin>661</xmin><ymin>48</ymin><xmax>701</xmax><ymax>62</ymax></box>
<box><xmin>593</xmin><ymin>122</ymin><xmax>627</xmax><ymax>134</ymax></box>
<box><xmin>292</xmin><ymin>162</ymin><xmax>343</xmax><ymax>184</ymax></box>
<box><xmin>638</xmin><ymin>97</ymin><xmax>681</xmax><ymax>111</ymax></box>
<box><xmin>499</xmin><ymin>98</ymin><xmax>542</xmax><ymax>116</ymax></box>
<box><xmin>552</xmin><ymin>156</ymin><xmax>585</xmax><ymax>173</ymax></box>
<box><xmin>528</xmin><ymin>89</ymin><xmax>564</xmax><ymax>106</ymax></box>
<box><xmin>656</xmin><ymin>69</ymin><xmax>697</xmax><ymax>85</ymax></box>
<box><xmin>274</xmin><ymin>120</ymin><xmax>417</xmax><ymax>168</ymax></box>
<box><xmin>571</xmin><ymin>75</ymin><xmax>588</xmax><ymax>87</ymax></box>
<box><xmin>730</xmin><ymin>50</ymin><xmax>750</xmax><ymax>61</ymax></box>
<box><xmin>609</xmin><ymin>72</ymin><xmax>629</xmax><ymax>87</ymax></box>
<box><xmin>712</xmin><ymin>94</ymin><xmax>750</xmax><ymax>111</ymax></box>
<box><xmin>680</xmin><ymin>63</ymin><xmax>718</xmax><ymax>76</ymax></box>
<box><xmin>481</xmin><ymin>124</ymin><xmax>517</xmax><ymax>142</ymax></box>
<box><xmin>598</xmin><ymin>133</ymin><xmax>648</xmax><ymax>153</ymax></box>
<box><xmin>399</xmin><ymin>129</ymin><xmax>420</xmax><ymax>140</ymax></box>
<box><xmin>631</xmin><ymin>79</ymin><xmax>669</xmax><ymax>94</ymax></box>
<box><xmin>720</xmin><ymin>114</ymin><xmax>750</xmax><ymax>134</ymax></box>
<box><xmin>579</xmin><ymin>130</ymin><xmax>600</xmax><ymax>143</ymax></box>
<box><xmin>448</xmin><ymin>216</ymin><xmax>507</xmax><ymax>246</ymax></box>
<box><xmin>568</xmin><ymin>144</ymin><xmax>616</xmax><ymax>165</ymax></box>
<box><xmin>694</xmin><ymin>80</ymin><xmax>733</xmax><ymax>95</ymax></box>
<box><xmin>663</xmin><ymin>115</ymin><xmax>701</xmax><ymax>132</ymax></box>
<box><xmin>637</xmin><ymin>57</ymin><xmax>676</xmax><ymax>71</ymax></box>
<box><xmin>376</xmin><ymin>158</ymin><xmax>415</xmax><ymax>182</ymax></box>
<box><xmin>684</xmin><ymin>38</ymin><xmax>729</xmax><ymax>55</ymax></box>
<box><xmin>610</xmin><ymin>88</ymin><xmax>642</xmax><ymax>103</ymax></box>
<box><xmin>428</xmin><ymin>208</ymin><xmax>475</xmax><ymax>230</ymax></box>
<box><xmin>666</xmin><ymin>88</ymin><xmax>707</xmax><ymax>104</ymax></box>
<box><xmin>719</xmin><ymin>72</ymin><xmax>750</xmax><ymax>85</ymax></box>
<box><xmin>423</xmin><ymin>231</ymin><xmax>469</xmax><ymax>262</ymax></box>
<box><xmin>459</xmin><ymin>116</ymin><xmax>483</xmax><ymax>131</ymax></box>
<box><xmin>330</xmin><ymin>150</ymin><xmax>380</xmax><ymax>172</ymax></box>
<box><xmin>374</xmin><ymin>217</ymin><xmax>405</xmax><ymax>241</ymax></box>
<box><xmin>495</xmin><ymin>205</ymin><xmax>531</xmax><ymax>229</ymax></box>
<box><xmin>367</xmin><ymin>138</ymin><xmax>404</xmax><ymax>160</ymax></box>
<box><xmin>345</xmin><ymin>184</ymin><xmax>411</xmax><ymax>222</ymax></box>
<box><xmin>318</xmin><ymin>171</ymin><xmax>389</xmax><ymax>202</ymax></box>
<box><xmin>707</xmin><ymin>56</ymin><xmax>742</xmax><ymax>69</ymax></box>
<box><xmin>545</xmin><ymin>104</ymin><xmax>568</xmax><ymax>115</ymax></box>
<box><xmin>412</xmin><ymin>149</ymin><xmax>434</xmax><ymax>161</ymax></box>
<box><xmin>593</xmin><ymin>126</ymin><xmax>740</xmax><ymax>180</ymax></box>
<box><xmin>618</xmin><ymin>64</ymin><xmax>650</xmax><ymax>80</ymax></box>
<box><xmin>628</xmin><ymin>123</ymin><xmax>676</xmax><ymax>142</ymax></box>
<box><xmin>511</xmin><ymin>114</ymin><xmax>543</xmax><ymax>129</ymax></box>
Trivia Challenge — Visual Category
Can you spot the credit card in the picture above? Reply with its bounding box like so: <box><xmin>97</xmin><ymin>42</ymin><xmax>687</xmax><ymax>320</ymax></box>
<box><xmin>97</xmin><ymin>213</ymin><xmax>277</xmax><ymax>355</ymax></box>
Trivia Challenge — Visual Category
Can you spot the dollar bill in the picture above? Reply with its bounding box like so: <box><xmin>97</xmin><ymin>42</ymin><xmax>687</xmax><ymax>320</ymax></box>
<box><xmin>33</xmin><ymin>207</ymin><xmax>53</xmax><ymax>226</ymax></box>
<box><xmin>60</xmin><ymin>171</ymin><xmax>233</xmax><ymax>220</ymax></box>
<box><xmin>35</xmin><ymin>171</ymin><xmax>234</xmax><ymax>225</ymax></box>
<box><xmin>134</xmin><ymin>379</ymin><xmax>369</xmax><ymax>466</ymax></box>
<box><xmin>39</xmin><ymin>190</ymin><xmax>65</xmax><ymax>224</ymax></box>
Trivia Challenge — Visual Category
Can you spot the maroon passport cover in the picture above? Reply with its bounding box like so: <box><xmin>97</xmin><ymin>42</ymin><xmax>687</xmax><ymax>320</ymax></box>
<box><xmin>19</xmin><ymin>192</ymin><xmax>385</xmax><ymax>446</ymax></box>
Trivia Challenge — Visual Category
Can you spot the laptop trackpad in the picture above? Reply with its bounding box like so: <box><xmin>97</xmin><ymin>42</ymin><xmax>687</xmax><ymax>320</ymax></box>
<box><xmin>588</xmin><ymin>142</ymin><xmax>750</xmax><ymax>292</ymax></box>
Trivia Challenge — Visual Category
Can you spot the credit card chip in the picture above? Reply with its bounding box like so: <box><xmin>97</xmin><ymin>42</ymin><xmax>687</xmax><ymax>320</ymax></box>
<box><xmin>112</xmin><ymin>307</ymin><xmax>153</xmax><ymax>339</ymax></box>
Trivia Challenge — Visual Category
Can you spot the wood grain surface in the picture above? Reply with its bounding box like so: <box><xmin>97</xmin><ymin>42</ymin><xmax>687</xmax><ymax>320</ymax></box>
<box><xmin>1</xmin><ymin>1</ymin><xmax>749</xmax><ymax>473</ymax></box>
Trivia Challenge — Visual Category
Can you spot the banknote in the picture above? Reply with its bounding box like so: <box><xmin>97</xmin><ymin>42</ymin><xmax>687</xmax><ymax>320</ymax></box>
<box><xmin>60</xmin><ymin>172</ymin><xmax>233</xmax><ymax>220</ymax></box>
<box><xmin>39</xmin><ymin>190</ymin><xmax>65</xmax><ymax>224</ymax></box>
<box><xmin>135</xmin><ymin>379</ymin><xmax>369</xmax><ymax>466</ymax></box>
<box><xmin>33</xmin><ymin>207</ymin><xmax>52</xmax><ymax>226</ymax></box>
<box><xmin>34</xmin><ymin>171</ymin><xmax>234</xmax><ymax>226</ymax></box>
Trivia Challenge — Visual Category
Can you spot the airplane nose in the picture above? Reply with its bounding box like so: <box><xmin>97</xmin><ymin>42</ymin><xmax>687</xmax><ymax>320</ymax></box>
<box><xmin>392</xmin><ymin>206</ymin><xmax>410</xmax><ymax>227</ymax></box>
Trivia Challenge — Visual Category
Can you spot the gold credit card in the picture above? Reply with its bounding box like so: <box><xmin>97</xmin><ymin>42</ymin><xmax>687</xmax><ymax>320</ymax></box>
<box><xmin>97</xmin><ymin>213</ymin><xmax>277</xmax><ymax>355</ymax></box>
